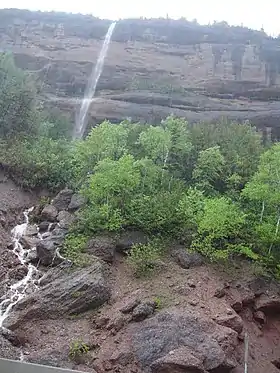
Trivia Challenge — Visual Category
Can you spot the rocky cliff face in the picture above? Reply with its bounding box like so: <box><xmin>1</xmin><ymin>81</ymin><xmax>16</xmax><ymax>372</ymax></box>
<box><xmin>1</xmin><ymin>9</ymin><xmax>280</xmax><ymax>139</ymax></box>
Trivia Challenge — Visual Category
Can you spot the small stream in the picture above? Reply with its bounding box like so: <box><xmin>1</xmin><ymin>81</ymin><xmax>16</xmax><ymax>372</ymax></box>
<box><xmin>0</xmin><ymin>207</ymin><xmax>41</xmax><ymax>327</ymax></box>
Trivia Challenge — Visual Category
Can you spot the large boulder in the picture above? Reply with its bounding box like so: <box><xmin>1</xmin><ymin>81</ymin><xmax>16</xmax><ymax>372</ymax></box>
<box><xmin>131</xmin><ymin>310</ymin><xmax>238</xmax><ymax>372</ymax></box>
<box><xmin>36</xmin><ymin>239</ymin><xmax>61</xmax><ymax>266</ymax></box>
<box><xmin>87</xmin><ymin>236</ymin><xmax>116</xmax><ymax>263</ymax></box>
<box><xmin>57</xmin><ymin>210</ymin><xmax>75</xmax><ymax>229</ymax></box>
<box><xmin>171</xmin><ymin>247</ymin><xmax>204</xmax><ymax>269</ymax></box>
<box><xmin>51</xmin><ymin>188</ymin><xmax>74</xmax><ymax>211</ymax></box>
<box><xmin>20</xmin><ymin>235</ymin><xmax>40</xmax><ymax>250</ymax></box>
<box><xmin>41</xmin><ymin>204</ymin><xmax>58</xmax><ymax>222</ymax></box>
<box><xmin>68</xmin><ymin>193</ymin><xmax>86</xmax><ymax>211</ymax></box>
<box><xmin>4</xmin><ymin>261</ymin><xmax>111</xmax><ymax>330</ymax></box>
<box><xmin>116</xmin><ymin>230</ymin><xmax>148</xmax><ymax>254</ymax></box>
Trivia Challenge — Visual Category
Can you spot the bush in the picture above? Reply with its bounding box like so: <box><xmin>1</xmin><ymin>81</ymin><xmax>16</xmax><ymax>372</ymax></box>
<box><xmin>0</xmin><ymin>137</ymin><xmax>74</xmax><ymax>190</ymax></box>
<box><xmin>127</xmin><ymin>239</ymin><xmax>164</xmax><ymax>276</ymax></box>
<box><xmin>69</xmin><ymin>339</ymin><xmax>89</xmax><ymax>362</ymax></box>
<box><xmin>62</xmin><ymin>233</ymin><xmax>89</xmax><ymax>266</ymax></box>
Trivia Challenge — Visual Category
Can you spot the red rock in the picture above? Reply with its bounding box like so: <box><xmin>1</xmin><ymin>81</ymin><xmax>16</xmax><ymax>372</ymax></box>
<box><xmin>215</xmin><ymin>313</ymin><xmax>244</xmax><ymax>334</ymax></box>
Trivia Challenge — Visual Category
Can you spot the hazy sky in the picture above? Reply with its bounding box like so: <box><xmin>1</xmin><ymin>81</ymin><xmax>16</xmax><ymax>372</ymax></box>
<box><xmin>1</xmin><ymin>1</ymin><xmax>280</xmax><ymax>36</ymax></box>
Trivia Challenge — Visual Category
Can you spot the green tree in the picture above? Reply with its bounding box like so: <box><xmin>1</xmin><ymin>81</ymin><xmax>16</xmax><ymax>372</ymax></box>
<box><xmin>73</xmin><ymin>120</ymin><xmax>129</xmax><ymax>185</ymax></box>
<box><xmin>192</xmin><ymin>146</ymin><xmax>225</xmax><ymax>194</ymax></box>
<box><xmin>243</xmin><ymin>144</ymin><xmax>280</xmax><ymax>254</ymax></box>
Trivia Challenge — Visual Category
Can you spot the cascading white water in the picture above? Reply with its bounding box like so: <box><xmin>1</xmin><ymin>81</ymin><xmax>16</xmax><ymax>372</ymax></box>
<box><xmin>73</xmin><ymin>22</ymin><xmax>116</xmax><ymax>139</ymax></box>
<box><xmin>0</xmin><ymin>208</ymin><xmax>40</xmax><ymax>327</ymax></box>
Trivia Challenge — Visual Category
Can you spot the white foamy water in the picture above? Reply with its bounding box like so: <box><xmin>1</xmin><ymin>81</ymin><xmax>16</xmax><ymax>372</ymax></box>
<box><xmin>0</xmin><ymin>207</ymin><xmax>40</xmax><ymax>327</ymax></box>
<box><xmin>73</xmin><ymin>22</ymin><xmax>116</xmax><ymax>139</ymax></box>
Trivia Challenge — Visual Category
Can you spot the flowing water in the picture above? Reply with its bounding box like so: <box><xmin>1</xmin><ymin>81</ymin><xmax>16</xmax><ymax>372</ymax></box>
<box><xmin>73</xmin><ymin>22</ymin><xmax>117</xmax><ymax>139</ymax></box>
<box><xmin>0</xmin><ymin>208</ymin><xmax>41</xmax><ymax>327</ymax></box>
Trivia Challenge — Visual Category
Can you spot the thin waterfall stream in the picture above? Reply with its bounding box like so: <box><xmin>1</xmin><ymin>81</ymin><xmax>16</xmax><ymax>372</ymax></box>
<box><xmin>73</xmin><ymin>22</ymin><xmax>116</xmax><ymax>139</ymax></box>
<box><xmin>0</xmin><ymin>208</ymin><xmax>41</xmax><ymax>327</ymax></box>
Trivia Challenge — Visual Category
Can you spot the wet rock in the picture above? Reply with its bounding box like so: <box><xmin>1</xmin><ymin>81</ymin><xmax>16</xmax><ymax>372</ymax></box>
<box><xmin>9</xmin><ymin>265</ymin><xmax>28</xmax><ymax>281</ymax></box>
<box><xmin>4</xmin><ymin>261</ymin><xmax>111</xmax><ymax>330</ymax></box>
<box><xmin>120</xmin><ymin>298</ymin><xmax>141</xmax><ymax>314</ymax></box>
<box><xmin>171</xmin><ymin>247</ymin><xmax>204</xmax><ymax>269</ymax></box>
<box><xmin>151</xmin><ymin>347</ymin><xmax>206</xmax><ymax>373</ymax></box>
<box><xmin>49</xmin><ymin>227</ymin><xmax>68</xmax><ymax>244</ymax></box>
<box><xmin>214</xmin><ymin>313</ymin><xmax>244</xmax><ymax>334</ymax></box>
<box><xmin>57</xmin><ymin>210</ymin><xmax>75</xmax><ymax>229</ymax></box>
<box><xmin>36</xmin><ymin>239</ymin><xmax>62</xmax><ymax>266</ymax></box>
<box><xmin>52</xmin><ymin>188</ymin><xmax>74</xmax><ymax>211</ymax></box>
<box><xmin>68</xmin><ymin>193</ymin><xmax>86</xmax><ymax>211</ymax></box>
<box><xmin>87</xmin><ymin>236</ymin><xmax>116</xmax><ymax>263</ymax></box>
<box><xmin>20</xmin><ymin>235</ymin><xmax>40</xmax><ymax>250</ymax></box>
<box><xmin>255</xmin><ymin>295</ymin><xmax>280</xmax><ymax>314</ymax></box>
<box><xmin>39</xmin><ymin>221</ymin><xmax>51</xmax><ymax>232</ymax></box>
<box><xmin>24</xmin><ymin>224</ymin><xmax>38</xmax><ymax>236</ymax></box>
<box><xmin>253</xmin><ymin>311</ymin><xmax>266</xmax><ymax>324</ymax></box>
<box><xmin>25</xmin><ymin>248</ymin><xmax>38</xmax><ymax>264</ymax></box>
<box><xmin>132</xmin><ymin>311</ymin><xmax>238</xmax><ymax>372</ymax></box>
<box><xmin>116</xmin><ymin>230</ymin><xmax>148</xmax><ymax>254</ymax></box>
<box><xmin>0</xmin><ymin>335</ymin><xmax>20</xmax><ymax>360</ymax></box>
<box><xmin>132</xmin><ymin>302</ymin><xmax>155</xmax><ymax>321</ymax></box>
<box><xmin>41</xmin><ymin>204</ymin><xmax>58</xmax><ymax>222</ymax></box>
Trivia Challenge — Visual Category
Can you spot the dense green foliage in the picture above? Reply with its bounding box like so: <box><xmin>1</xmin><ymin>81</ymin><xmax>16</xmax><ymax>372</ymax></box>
<box><xmin>2</xmin><ymin>52</ymin><xmax>280</xmax><ymax>276</ymax></box>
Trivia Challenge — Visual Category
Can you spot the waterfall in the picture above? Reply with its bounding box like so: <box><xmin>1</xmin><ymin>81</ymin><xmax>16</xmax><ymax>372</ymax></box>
<box><xmin>0</xmin><ymin>208</ymin><xmax>40</xmax><ymax>327</ymax></box>
<box><xmin>73</xmin><ymin>22</ymin><xmax>116</xmax><ymax>139</ymax></box>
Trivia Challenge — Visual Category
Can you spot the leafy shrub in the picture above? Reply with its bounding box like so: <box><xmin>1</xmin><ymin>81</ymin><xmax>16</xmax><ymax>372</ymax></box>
<box><xmin>62</xmin><ymin>233</ymin><xmax>89</xmax><ymax>266</ymax></box>
<box><xmin>69</xmin><ymin>339</ymin><xmax>89</xmax><ymax>361</ymax></box>
<box><xmin>127</xmin><ymin>239</ymin><xmax>164</xmax><ymax>276</ymax></box>
<box><xmin>0</xmin><ymin>137</ymin><xmax>74</xmax><ymax>190</ymax></box>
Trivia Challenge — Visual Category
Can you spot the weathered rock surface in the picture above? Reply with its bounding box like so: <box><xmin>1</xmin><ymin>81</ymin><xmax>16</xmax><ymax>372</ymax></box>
<box><xmin>214</xmin><ymin>313</ymin><xmax>244</xmax><ymax>334</ymax></box>
<box><xmin>38</xmin><ymin>221</ymin><xmax>51</xmax><ymax>232</ymax></box>
<box><xmin>0</xmin><ymin>335</ymin><xmax>20</xmax><ymax>360</ymax></box>
<box><xmin>68</xmin><ymin>193</ymin><xmax>86</xmax><ymax>211</ymax></box>
<box><xmin>150</xmin><ymin>347</ymin><xmax>207</xmax><ymax>373</ymax></box>
<box><xmin>4</xmin><ymin>261</ymin><xmax>111</xmax><ymax>330</ymax></box>
<box><xmin>132</xmin><ymin>302</ymin><xmax>156</xmax><ymax>321</ymax></box>
<box><xmin>87</xmin><ymin>236</ymin><xmax>116</xmax><ymax>263</ymax></box>
<box><xmin>171</xmin><ymin>247</ymin><xmax>204</xmax><ymax>269</ymax></box>
<box><xmin>116</xmin><ymin>230</ymin><xmax>148</xmax><ymax>254</ymax></box>
<box><xmin>131</xmin><ymin>310</ymin><xmax>238</xmax><ymax>372</ymax></box>
<box><xmin>19</xmin><ymin>235</ymin><xmax>40</xmax><ymax>250</ymax></box>
<box><xmin>41</xmin><ymin>204</ymin><xmax>58</xmax><ymax>222</ymax></box>
<box><xmin>57</xmin><ymin>210</ymin><xmax>75</xmax><ymax>229</ymax></box>
<box><xmin>36</xmin><ymin>239</ymin><xmax>61</xmax><ymax>266</ymax></box>
<box><xmin>51</xmin><ymin>188</ymin><xmax>73</xmax><ymax>211</ymax></box>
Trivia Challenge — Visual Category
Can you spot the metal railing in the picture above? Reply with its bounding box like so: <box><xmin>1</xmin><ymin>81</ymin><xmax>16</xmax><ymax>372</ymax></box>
<box><xmin>0</xmin><ymin>358</ymin><xmax>86</xmax><ymax>373</ymax></box>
